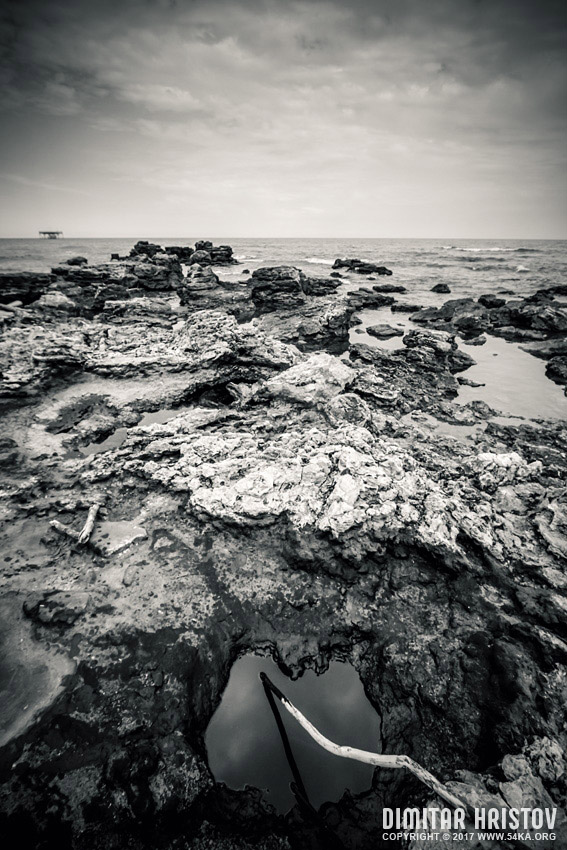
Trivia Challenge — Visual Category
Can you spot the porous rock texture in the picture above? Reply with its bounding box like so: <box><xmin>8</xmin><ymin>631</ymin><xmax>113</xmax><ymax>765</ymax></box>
<box><xmin>0</xmin><ymin>245</ymin><xmax>565</xmax><ymax>850</ymax></box>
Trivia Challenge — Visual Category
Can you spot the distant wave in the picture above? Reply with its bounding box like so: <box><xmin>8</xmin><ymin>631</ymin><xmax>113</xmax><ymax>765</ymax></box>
<box><xmin>515</xmin><ymin>265</ymin><xmax>530</xmax><ymax>272</ymax></box>
<box><xmin>453</xmin><ymin>256</ymin><xmax>506</xmax><ymax>263</ymax></box>
<box><xmin>444</xmin><ymin>246</ymin><xmax>540</xmax><ymax>254</ymax></box>
<box><xmin>305</xmin><ymin>256</ymin><xmax>334</xmax><ymax>265</ymax></box>
<box><xmin>234</xmin><ymin>254</ymin><xmax>258</xmax><ymax>261</ymax></box>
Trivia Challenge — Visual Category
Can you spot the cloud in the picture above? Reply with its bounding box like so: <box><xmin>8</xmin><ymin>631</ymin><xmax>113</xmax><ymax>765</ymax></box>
<box><xmin>0</xmin><ymin>172</ymin><xmax>92</xmax><ymax>195</ymax></box>
<box><xmin>0</xmin><ymin>0</ymin><xmax>565</xmax><ymax>236</ymax></box>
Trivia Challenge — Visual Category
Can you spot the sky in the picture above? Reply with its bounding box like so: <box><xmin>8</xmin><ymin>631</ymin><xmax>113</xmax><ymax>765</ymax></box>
<box><xmin>0</xmin><ymin>0</ymin><xmax>566</xmax><ymax>238</ymax></box>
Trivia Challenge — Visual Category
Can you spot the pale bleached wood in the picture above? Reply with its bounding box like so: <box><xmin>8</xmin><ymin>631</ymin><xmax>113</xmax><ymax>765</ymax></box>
<box><xmin>50</xmin><ymin>519</ymin><xmax>81</xmax><ymax>541</ymax></box>
<box><xmin>78</xmin><ymin>502</ymin><xmax>101</xmax><ymax>544</ymax></box>
<box><xmin>277</xmin><ymin>691</ymin><xmax>468</xmax><ymax>812</ymax></box>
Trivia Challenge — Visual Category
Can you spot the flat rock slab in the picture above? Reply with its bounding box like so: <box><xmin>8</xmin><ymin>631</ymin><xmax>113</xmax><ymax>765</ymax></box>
<box><xmin>0</xmin><ymin>596</ymin><xmax>75</xmax><ymax>748</ymax></box>
<box><xmin>90</xmin><ymin>520</ymin><xmax>148</xmax><ymax>556</ymax></box>
<box><xmin>366</xmin><ymin>324</ymin><xmax>404</xmax><ymax>339</ymax></box>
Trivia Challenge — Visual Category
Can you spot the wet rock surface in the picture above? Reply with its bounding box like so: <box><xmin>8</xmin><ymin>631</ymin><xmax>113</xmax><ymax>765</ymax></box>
<box><xmin>0</xmin><ymin>242</ymin><xmax>566</xmax><ymax>850</ymax></box>
<box><xmin>333</xmin><ymin>258</ymin><xmax>393</xmax><ymax>276</ymax></box>
<box><xmin>413</xmin><ymin>293</ymin><xmax>567</xmax><ymax>373</ymax></box>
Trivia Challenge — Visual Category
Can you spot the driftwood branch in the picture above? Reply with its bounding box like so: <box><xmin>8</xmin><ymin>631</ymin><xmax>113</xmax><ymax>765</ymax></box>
<box><xmin>50</xmin><ymin>519</ymin><xmax>81</xmax><ymax>541</ymax></box>
<box><xmin>260</xmin><ymin>673</ymin><xmax>468</xmax><ymax>813</ymax></box>
<box><xmin>78</xmin><ymin>502</ymin><xmax>101</xmax><ymax>544</ymax></box>
<box><xmin>50</xmin><ymin>501</ymin><xmax>102</xmax><ymax>545</ymax></box>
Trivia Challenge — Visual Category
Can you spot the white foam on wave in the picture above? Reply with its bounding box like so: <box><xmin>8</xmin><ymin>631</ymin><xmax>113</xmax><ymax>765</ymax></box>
<box><xmin>515</xmin><ymin>265</ymin><xmax>529</xmax><ymax>272</ymax></box>
<box><xmin>234</xmin><ymin>254</ymin><xmax>258</xmax><ymax>261</ymax></box>
<box><xmin>305</xmin><ymin>256</ymin><xmax>334</xmax><ymax>265</ymax></box>
<box><xmin>441</xmin><ymin>246</ymin><xmax>538</xmax><ymax>254</ymax></box>
<box><xmin>453</xmin><ymin>246</ymin><xmax>532</xmax><ymax>253</ymax></box>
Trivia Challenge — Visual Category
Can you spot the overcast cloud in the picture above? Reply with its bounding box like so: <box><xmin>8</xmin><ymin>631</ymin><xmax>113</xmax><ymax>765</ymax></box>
<box><xmin>0</xmin><ymin>0</ymin><xmax>565</xmax><ymax>237</ymax></box>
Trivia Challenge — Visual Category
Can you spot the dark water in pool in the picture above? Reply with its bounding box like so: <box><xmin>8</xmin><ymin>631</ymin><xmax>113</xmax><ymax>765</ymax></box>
<box><xmin>205</xmin><ymin>654</ymin><xmax>382</xmax><ymax>814</ymax></box>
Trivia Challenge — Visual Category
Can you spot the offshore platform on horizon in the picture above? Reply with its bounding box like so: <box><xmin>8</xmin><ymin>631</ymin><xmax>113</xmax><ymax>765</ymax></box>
<box><xmin>39</xmin><ymin>231</ymin><xmax>63</xmax><ymax>239</ymax></box>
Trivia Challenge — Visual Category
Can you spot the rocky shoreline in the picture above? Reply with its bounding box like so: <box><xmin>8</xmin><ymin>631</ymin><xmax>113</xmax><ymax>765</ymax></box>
<box><xmin>0</xmin><ymin>241</ymin><xmax>566</xmax><ymax>849</ymax></box>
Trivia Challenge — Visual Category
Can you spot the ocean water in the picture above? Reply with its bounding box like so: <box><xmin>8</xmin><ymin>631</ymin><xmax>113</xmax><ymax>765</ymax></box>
<box><xmin>1</xmin><ymin>237</ymin><xmax>566</xmax><ymax>420</ymax></box>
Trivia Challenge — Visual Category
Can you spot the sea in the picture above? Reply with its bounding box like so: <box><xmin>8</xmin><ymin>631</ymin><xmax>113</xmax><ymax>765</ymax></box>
<box><xmin>1</xmin><ymin>237</ymin><xmax>566</xmax><ymax>421</ymax></box>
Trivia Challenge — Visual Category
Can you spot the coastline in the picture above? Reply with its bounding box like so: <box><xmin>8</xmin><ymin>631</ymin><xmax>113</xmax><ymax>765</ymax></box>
<box><xmin>0</xmin><ymin>240</ymin><xmax>566</xmax><ymax>849</ymax></box>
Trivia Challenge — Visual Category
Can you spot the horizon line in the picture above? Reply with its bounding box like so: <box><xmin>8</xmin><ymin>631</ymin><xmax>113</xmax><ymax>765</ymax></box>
<box><xmin>1</xmin><ymin>235</ymin><xmax>566</xmax><ymax>241</ymax></box>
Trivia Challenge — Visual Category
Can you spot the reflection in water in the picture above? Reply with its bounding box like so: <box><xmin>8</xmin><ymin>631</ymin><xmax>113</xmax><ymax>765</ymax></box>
<box><xmin>205</xmin><ymin>654</ymin><xmax>382</xmax><ymax>814</ymax></box>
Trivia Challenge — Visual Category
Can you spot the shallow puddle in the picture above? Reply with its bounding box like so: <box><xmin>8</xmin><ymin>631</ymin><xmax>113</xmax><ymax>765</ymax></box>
<box><xmin>81</xmin><ymin>407</ymin><xmax>186</xmax><ymax>455</ymax></box>
<box><xmin>349</xmin><ymin>305</ymin><xmax>567</xmax><ymax>421</ymax></box>
<box><xmin>205</xmin><ymin>654</ymin><xmax>381</xmax><ymax>814</ymax></box>
<box><xmin>454</xmin><ymin>334</ymin><xmax>567</xmax><ymax>420</ymax></box>
<box><xmin>399</xmin><ymin>411</ymin><xmax>486</xmax><ymax>441</ymax></box>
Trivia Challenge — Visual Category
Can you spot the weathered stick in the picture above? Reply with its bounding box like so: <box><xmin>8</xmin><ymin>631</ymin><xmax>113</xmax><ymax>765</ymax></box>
<box><xmin>50</xmin><ymin>519</ymin><xmax>81</xmax><ymax>541</ymax></box>
<box><xmin>260</xmin><ymin>673</ymin><xmax>468</xmax><ymax>813</ymax></box>
<box><xmin>50</xmin><ymin>500</ymin><xmax>102</xmax><ymax>545</ymax></box>
<box><xmin>78</xmin><ymin>502</ymin><xmax>101</xmax><ymax>544</ymax></box>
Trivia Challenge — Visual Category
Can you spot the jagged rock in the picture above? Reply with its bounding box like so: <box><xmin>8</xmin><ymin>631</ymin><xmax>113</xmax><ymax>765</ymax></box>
<box><xmin>494</xmin><ymin>325</ymin><xmax>548</xmax><ymax>342</ymax></box>
<box><xmin>164</xmin><ymin>245</ymin><xmax>194</xmax><ymax>261</ymax></box>
<box><xmin>87</xmin><ymin>310</ymin><xmax>300</xmax><ymax>381</ymax></box>
<box><xmin>52</xmin><ymin>257</ymin><xmax>183</xmax><ymax>293</ymax></box>
<box><xmin>129</xmin><ymin>240</ymin><xmax>162</xmax><ymax>258</ymax></box>
<box><xmin>462</xmin><ymin>333</ymin><xmax>487</xmax><ymax>345</ymax></box>
<box><xmin>210</xmin><ymin>245</ymin><xmax>237</xmax><ymax>265</ymax></box>
<box><xmin>65</xmin><ymin>256</ymin><xmax>88</xmax><ymax>266</ymax></box>
<box><xmin>478</xmin><ymin>293</ymin><xmax>506</xmax><ymax>308</ymax></box>
<box><xmin>256</xmin><ymin>352</ymin><xmax>355</xmax><ymax>407</ymax></box>
<box><xmin>188</xmin><ymin>250</ymin><xmax>212</xmax><ymax>265</ymax></box>
<box><xmin>520</xmin><ymin>337</ymin><xmax>567</xmax><ymax>360</ymax></box>
<box><xmin>0</xmin><ymin>272</ymin><xmax>52</xmax><ymax>305</ymax></box>
<box><xmin>347</xmin><ymin>289</ymin><xmax>395</xmax><ymax>310</ymax></box>
<box><xmin>457</xmin><ymin>376</ymin><xmax>485</xmax><ymax>387</ymax></box>
<box><xmin>403</xmin><ymin>329</ymin><xmax>475</xmax><ymax>373</ymax></box>
<box><xmin>250</xmin><ymin>267</ymin><xmax>339</xmax><ymax>309</ymax></box>
<box><xmin>413</xmin><ymin>298</ymin><xmax>490</xmax><ymax>337</ymax></box>
<box><xmin>179</xmin><ymin>264</ymin><xmax>220</xmax><ymax>293</ymax></box>
<box><xmin>177</xmin><ymin>266</ymin><xmax>253</xmax><ymax>320</ymax></box>
<box><xmin>403</xmin><ymin>329</ymin><xmax>454</xmax><ymax>356</ymax></box>
<box><xmin>546</xmin><ymin>355</ymin><xmax>567</xmax><ymax>387</ymax></box>
<box><xmin>391</xmin><ymin>302</ymin><xmax>422</xmax><ymax>313</ymax></box>
<box><xmin>410</xmin><ymin>740</ymin><xmax>567</xmax><ymax>849</ymax></box>
<box><xmin>372</xmin><ymin>283</ymin><xmax>407</xmax><ymax>293</ymax></box>
<box><xmin>332</xmin><ymin>258</ymin><xmax>392</xmax><ymax>275</ymax></box>
<box><xmin>251</xmin><ymin>266</ymin><xmax>307</xmax><ymax>312</ymax></box>
<box><xmin>34</xmin><ymin>291</ymin><xmax>77</xmax><ymax>312</ymax></box>
<box><xmin>168</xmin><ymin>242</ymin><xmax>238</xmax><ymax>266</ymax></box>
<box><xmin>254</xmin><ymin>295</ymin><xmax>354</xmax><ymax>354</ymax></box>
<box><xmin>301</xmin><ymin>277</ymin><xmax>341</xmax><ymax>296</ymax></box>
<box><xmin>536</xmin><ymin>283</ymin><xmax>567</xmax><ymax>298</ymax></box>
<box><xmin>415</xmin><ymin>293</ymin><xmax>567</xmax><ymax>362</ymax></box>
<box><xmin>102</xmin><ymin>295</ymin><xmax>182</xmax><ymax>321</ymax></box>
<box><xmin>431</xmin><ymin>283</ymin><xmax>451</xmax><ymax>293</ymax></box>
<box><xmin>0</xmin><ymin>325</ymin><xmax>88</xmax><ymax>404</ymax></box>
<box><xmin>511</xmin><ymin>301</ymin><xmax>567</xmax><ymax>334</ymax></box>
